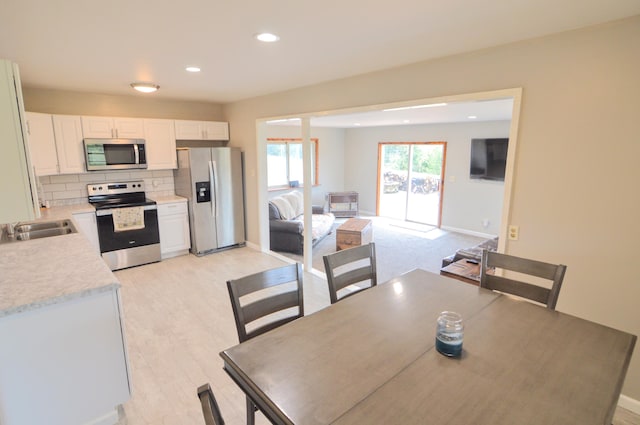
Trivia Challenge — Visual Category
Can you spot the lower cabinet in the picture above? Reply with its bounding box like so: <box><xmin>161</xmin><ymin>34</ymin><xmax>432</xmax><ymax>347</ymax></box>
<box><xmin>0</xmin><ymin>288</ymin><xmax>130</xmax><ymax>425</ymax></box>
<box><xmin>72</xmin><ymin>211</ymin><xmax>100</xmax><ymax>254</ymax></box>
<box><xmin>158</xmin><ymin>200</ymin><xmax>190</xmax><ymax>259</ymax></box>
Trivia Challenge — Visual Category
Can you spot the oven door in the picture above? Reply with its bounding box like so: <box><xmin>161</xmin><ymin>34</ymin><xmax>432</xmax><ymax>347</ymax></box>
<box><xmin>95</xmin><ymin>205</ymin><xmax>160</xmax><ymax>270</ymax></box>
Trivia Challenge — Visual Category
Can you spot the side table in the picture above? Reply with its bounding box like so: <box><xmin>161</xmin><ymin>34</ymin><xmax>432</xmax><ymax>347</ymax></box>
<box><xmin>440</xmin><ymin>259</ymin><xmax>484</xmax><ymax>285</ymax></box>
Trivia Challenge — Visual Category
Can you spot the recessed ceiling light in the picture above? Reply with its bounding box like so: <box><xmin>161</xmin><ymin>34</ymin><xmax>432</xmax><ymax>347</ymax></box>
<box><xmin>403</xmin><ymin>120</ymin><xmax>410</xmax><ymax>123</ymax></box>
<box><xmin>468</xmin><ymin>115</ymin><xmax>477</xmax><ymax>119</ymax></box>
<box><xmin>185</xmin><ymin>66</ymin><xmax>201</xmax><ymax>73</ymax></box>
<box><xmin>255</xmin><ymin>32</ymin><xmax>280</xmax><ymax>42</ymax></box>
<box><xmin>354</xmin><ymin>123</ymin><xmax>361</xmax><ymax>126</ymax></box>
<box><xmin>130</xmin><ymin>82</ymin><xmax>159</xmax><ymax>93</ymax></box>
<box><xmin>383</xmin><ymin>103</ymin><xmax>447</xmax><ymax>112</ymax></box>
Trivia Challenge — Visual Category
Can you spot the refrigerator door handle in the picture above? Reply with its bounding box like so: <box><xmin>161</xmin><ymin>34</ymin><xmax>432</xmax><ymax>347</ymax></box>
<box><xmin>211</xmin><ymin>160</ymin><xmax>219</xmax><ymax>217</ymax></box>
<box><xmin>208</xmin><ymin>160</ymin><xmax>216</xmax><ymax>217</ymax></box>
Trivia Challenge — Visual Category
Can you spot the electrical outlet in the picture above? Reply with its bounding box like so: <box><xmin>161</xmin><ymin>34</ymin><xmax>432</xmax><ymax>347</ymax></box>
<box><xmin>508</xmin><ymin>225</ymin><xmax>519</xmax><ymax>240</ymax></box>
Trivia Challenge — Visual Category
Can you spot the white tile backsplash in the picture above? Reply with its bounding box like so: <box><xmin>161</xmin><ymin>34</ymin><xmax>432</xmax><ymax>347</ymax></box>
<box><xmin>78</xmin><ymin>173</ymin><xmax>106</xmax><ymax>182</ymax></box>
<box><xmin>42</xmin><ymin>183</ymin><xmax>67</xmax><ymax>192</ymax></box>
<box><xmin>49</xmin><ymin>174</ymin><xmax>80</xmax><ymax>184</ymax></box>
<box><xmin>52</xmin><ymin>189</ymin><xmax>83</xmax><ymax>200</ymax></box>
<box><xmin>39</xmin><ymin>170</ymin><xmax>176</xmax><ymax>206</ymax></box>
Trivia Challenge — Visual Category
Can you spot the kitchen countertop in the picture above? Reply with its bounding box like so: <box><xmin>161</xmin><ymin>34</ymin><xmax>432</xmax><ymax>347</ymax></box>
<box><xmin>0</xmin><ymin>206</ymin><xmax>118</xmax><ymax>318</ymax></box>
<box><xmin>38</xmin><ymin>203</ymin><xmax>95</xmax><ymax>220</ymax></box>
<box><xmin>149</xmin><ymin>195</ymin><xmax>187</xmax><ymax>204</ymax></box>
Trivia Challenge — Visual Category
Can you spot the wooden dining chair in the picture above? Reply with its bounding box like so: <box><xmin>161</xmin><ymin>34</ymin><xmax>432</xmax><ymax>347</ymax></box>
<box><xmin>323</xmin><ymin>242</ymin><xmax>377</xmax><ymax>304</ymax></box>
<box><xmin>227</xmin><ymin>262</ymin><xmax>304</xmax><ymax>425</ymax></box>
<box><xmin>197</xmin><ymin>383</ymin><xmax>225</xmax><ymax>425</ymax></box>
<box><xmin>480</xmin><ymin>249</ymin><xmax>567</xmax><ymax>310</ymax></box>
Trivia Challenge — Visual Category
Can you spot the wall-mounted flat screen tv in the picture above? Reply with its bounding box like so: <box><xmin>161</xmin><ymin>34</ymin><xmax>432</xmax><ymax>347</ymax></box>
<box><xmin>470</xmin><ymin>138</ymin><xmax>509</xmax><ymax>181</ymax></box>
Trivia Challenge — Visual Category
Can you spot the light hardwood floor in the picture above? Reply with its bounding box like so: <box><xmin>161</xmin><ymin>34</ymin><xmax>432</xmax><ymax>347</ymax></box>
<box><xmin>114</xmin><ymin>247</ymin><xmax>639</xmax><ymax>425</ymax></box>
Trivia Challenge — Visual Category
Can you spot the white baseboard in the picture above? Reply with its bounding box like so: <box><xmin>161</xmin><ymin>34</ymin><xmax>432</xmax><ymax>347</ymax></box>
<box><xmin>441</xmin><ymin>225</ymin><xmax>496</xmax><ymax>239</ymax></box>
<box><xmin>619</xmin><ymin>394</ymin><xmax>640</xmax><ymax>415</ymax></box>
<box><xmin>244</xmin><ymin>240</ymin><xmax>260</xmax><ymax>251</ymax></box>
<box><xmin>267</xmin><ymin>250</ymin><xmax>296</xmax><ymax>264</ymax></box>
<box><xmin>309</xmin><ymin>267</ymin><xmax>327</xmax><ymax>279</ymax></box>
<box><xmin>82</xmin><ymin>409</ymin><xmax>119</xmax><ymax>425</ymax></box>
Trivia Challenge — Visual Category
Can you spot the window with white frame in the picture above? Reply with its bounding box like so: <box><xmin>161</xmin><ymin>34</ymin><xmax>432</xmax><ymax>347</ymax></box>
<box><xmin>267</xmin><ymin>138</ymin><xmax>318</xmax><ymax>189</ymax></box>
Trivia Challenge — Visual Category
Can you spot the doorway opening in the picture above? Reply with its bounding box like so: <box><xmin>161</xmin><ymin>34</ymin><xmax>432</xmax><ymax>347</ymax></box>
<box><xmin>377</xmin><ymin>142</ymin><xmax>446</xmax><ymax>227</ymax></box>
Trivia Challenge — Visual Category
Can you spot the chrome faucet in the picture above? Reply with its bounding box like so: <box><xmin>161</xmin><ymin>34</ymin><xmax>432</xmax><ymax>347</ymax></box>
<box><xmin>5</xmin><ymin>222</ymin><xmax>21</xmax><ymax>237</ymax></box>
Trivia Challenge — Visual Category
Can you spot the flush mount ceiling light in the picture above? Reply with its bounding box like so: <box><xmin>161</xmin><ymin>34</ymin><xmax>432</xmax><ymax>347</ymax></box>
<box><xmin>255</xmin><ymin>32</ymin><xmax>280</xmax><ymax>42</ymax></box>
<box><xmin>130</xmin><ymin>82</ymin><xmax>160</xmax><ymax>93</ymax></box>
<box><xmin>185</xmin><ymin>66</ymin><xmax>201</xmax><ymax>73</ymax></box>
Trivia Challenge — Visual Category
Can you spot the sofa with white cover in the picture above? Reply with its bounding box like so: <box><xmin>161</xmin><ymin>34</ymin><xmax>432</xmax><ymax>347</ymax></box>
<box><xmin>268</xmin><ymin>191</ymin><xmax>335</xmax><ymax>254</ymax></box>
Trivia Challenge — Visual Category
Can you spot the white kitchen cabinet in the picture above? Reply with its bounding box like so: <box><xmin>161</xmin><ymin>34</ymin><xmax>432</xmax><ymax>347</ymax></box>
<box><xmin>174</xmin><ymin>119</ymin><xmax>229</xmax><ymax>140</ymax></box>
<box><xmin>144</xmin><ymin>118</ymin><xmax>177</xmax><ymax>169</ymax></box>
<box><xmin>52</xmin><ymin>115</ymin><xmax>85</xmax><ymax>173</ymax></box>
<box><xmin>0</xmin><ymin>60</ymin><xmax>39</xmax><ymax>223</ymax></box>
<box><xmin>81</xmin><ymin>115</ymin><xmax>145</xmax><ymax>139</ymax></box>
<box><xmin>25</xmin><ymin>112</ymin><xmax>58</xmax><ymax>176</ymax></box>
<box><xmin>72</xmin><ymin>211</ymin><xmax>100</xmax><ymax>254</ymax></box>
<box><xmin>26</xmin><ymin>113</ymin><xmax>85</xmax><ymax>175</ymax></box>
<box><xmin>158</xmin><ymin>200</ymin><xmax>190</xmax><ymax>259</ymax></box>
<box><xmin>0</xmin><ymin>288</ymin><xmax>130</xmax><ymax>425</ymax></box>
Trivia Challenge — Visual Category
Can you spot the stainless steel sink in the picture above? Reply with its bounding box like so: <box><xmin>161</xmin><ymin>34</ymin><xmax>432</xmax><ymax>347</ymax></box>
<box><xmin>15</xmin><ymin>226</ymin><xmax>77</xmax><ymax>240</ymax></box>
<box><xmin>14</xmin><ymin>219</ymin><xmax>75</xmax><ymax>233</ymax></box>
<box><xmin>0</xmin><ymin>219</ymin><xmax>78</xmax><ymax>244</ymax></box>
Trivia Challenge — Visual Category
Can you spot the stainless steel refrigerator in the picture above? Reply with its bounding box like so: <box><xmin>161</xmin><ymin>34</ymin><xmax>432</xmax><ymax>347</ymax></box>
<box><xmin>174</xmin><ymin>147</ymin><xmax>245</xmax><ymax>255</ymax></box>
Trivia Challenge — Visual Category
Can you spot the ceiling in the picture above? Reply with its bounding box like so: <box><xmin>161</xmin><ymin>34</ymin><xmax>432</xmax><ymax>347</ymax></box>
<box><xmin>298</xmin><ymin>98</ymin><xmax>514</xmax><ymax>128</ymax></box>
<box><xmin>1</xmin><ymin>1</ymin><xmax>639</xmax><ymax>105</ymax></box>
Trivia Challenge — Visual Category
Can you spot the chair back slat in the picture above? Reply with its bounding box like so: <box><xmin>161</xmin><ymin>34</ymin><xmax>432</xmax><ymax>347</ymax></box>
<box><xmin>227</xmin><ymin>263</ymin><xmax>304</xmax><ymax>343</ymax></box>
<box><xmin>482</xmin><ymin>275</ymin><xmax>551</xmax><ymax>305</ymax></box>
<box><xmin>323</xmin><ymin>243</ymin><xmax>377</xmax><ymax>304</ymax></box>
<box><xmin>332</xmin><ymin>266</ymin><xmax>375</xmax><ymax>292</ymax></box>
<box><xmin>242</xmin><ymin>289</ymin><xmax>301</xmax><ymax>323</ymax></box>
<box><xmin>246</xmin><ymin>316</ymin><xmax>301</xmax><ymax>341</ymax></box>
<box><xmin>486</xmin><ymin>252</ymin><xmax>561</xmax><ymax>281</ymax></box>
<box><xmin>480</xmin><ymin>250</ymin><xmax>566</xmax><ymax>310</ymax></box>
<box><xmin>233</xmin><ymin>265</ymin><xmax>301</xmax><ymax>297</ymax></box>
<box><xmin>327</xmin><ymin>244</ymin><xmax>373</xmax><ymax>267</ymax></box>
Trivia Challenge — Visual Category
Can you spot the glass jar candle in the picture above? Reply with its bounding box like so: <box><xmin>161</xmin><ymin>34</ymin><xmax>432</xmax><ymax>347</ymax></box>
<box><xmin>436</xmin><ymin>311</ymin><xmax>464</xmax><ymax>357</ymax></box>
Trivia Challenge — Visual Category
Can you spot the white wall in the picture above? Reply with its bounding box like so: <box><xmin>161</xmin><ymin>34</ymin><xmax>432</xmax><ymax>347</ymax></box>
<box><xmin>263</xmin><ymin>125</ymin><xmax>346</xmax><ymax>207</ymax></box>
<box><xmin>224</xmin><ymin>17</ymin><xmax>640</xmax><ymax>400</ymax></box>
<box><xmin>343</xmin><ymin>120</ymin><xmax>510</xmax><ymax>235</ymax></box>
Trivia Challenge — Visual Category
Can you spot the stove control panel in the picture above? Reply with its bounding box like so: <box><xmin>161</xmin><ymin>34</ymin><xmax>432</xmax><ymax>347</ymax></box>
<box><xmin>88</xmin><ymin>180</ymin><xmax>146</xmax><ymax>196</ymax></box>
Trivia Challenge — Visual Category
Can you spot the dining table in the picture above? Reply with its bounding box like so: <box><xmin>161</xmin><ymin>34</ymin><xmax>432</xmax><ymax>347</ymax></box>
<box><xmin>220</xmin><ymin>269</ymin><xmax>636</xmax><ymax>425</ymax></box>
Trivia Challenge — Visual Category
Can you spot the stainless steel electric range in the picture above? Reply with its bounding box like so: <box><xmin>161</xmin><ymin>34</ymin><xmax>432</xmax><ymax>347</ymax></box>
<box><xmin>88</xmin><ymin>180</ymin><xmax>160</xmax><ymax>270</ymax></box>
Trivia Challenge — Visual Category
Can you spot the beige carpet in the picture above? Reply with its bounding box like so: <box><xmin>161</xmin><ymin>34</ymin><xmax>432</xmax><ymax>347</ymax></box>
<box><xmin>280</xmin><ymin>216</ymin><xmax>488</xmax><ymax>284</ymax></box>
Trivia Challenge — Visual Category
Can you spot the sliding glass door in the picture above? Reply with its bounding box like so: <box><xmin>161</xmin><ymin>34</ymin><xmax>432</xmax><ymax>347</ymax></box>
<box><xmin>378</xmin><ymin>142</ymin><xmax>446</xmax><ymax>226</ymax></box>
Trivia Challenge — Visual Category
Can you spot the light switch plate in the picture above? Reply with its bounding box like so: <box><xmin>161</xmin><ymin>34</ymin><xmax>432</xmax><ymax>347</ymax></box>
<box><xmin>508</xmin><ymin>225</ymin><xmax>519</xmax><ymax>240</ymax></box>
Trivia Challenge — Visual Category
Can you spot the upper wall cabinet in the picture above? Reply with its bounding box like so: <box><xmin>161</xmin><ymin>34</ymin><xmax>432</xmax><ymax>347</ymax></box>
<box><xmin>52</xmin><ymin>115</ymin><xmax>85</xmax><ymax>174</ymax></box>
<box><xmin>25</xmin><ymin>112</ymin><xmax>58</xmax><ymax>176</ymax></box>
<box><xmin>174</xmin><ymin>120</ymin><xmax>229</xmax><ymax>141</ymax></box>
<box><xmin>0</xmin><ymin>60</ymin><xmax>38</xmax><ymax>222</ymax></box>
<box><xmin>81</xmin><ymin>116</ymin><xmax>145</xmax><ymax>139</ymax></box>
<box><xmin>26</xmin><ymin>113</ymin><xmax>85</xmax><ymax>176</ymax></box>
<box><xmin>143</xmin><ymin>119</ymin><xmax>177</xmax><ymax>170</ymax></box>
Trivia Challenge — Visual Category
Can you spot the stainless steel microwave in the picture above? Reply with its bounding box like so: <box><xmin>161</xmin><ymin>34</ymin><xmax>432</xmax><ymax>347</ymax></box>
<box><xmin>84</xmin><ymin>139</ymin><xmax>147</xmax><ymax>171</ymax></box>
